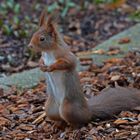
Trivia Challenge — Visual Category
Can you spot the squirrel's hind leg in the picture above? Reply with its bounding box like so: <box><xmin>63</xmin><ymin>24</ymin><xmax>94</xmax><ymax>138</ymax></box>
<box><xmin>45</xmin><ymin>95</ymin><xmax>62</xmax><ymax>121</ymax></box>
<box><xmin>59</xmin><ymin>98</ymin><xmax>91</xmax><ymax>126</ymax></box>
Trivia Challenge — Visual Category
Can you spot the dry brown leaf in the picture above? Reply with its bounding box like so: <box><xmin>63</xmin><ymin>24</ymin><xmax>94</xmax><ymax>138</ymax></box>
<box><xmin>138</xmin><ymin>114</ymin><xmax>140</xmax><ymax>121</ymax></box>
<box><xmin>89</xmin><ymin>128</ymin><xmax>97</xmax><ymax>135</ymax></box>
<box><xmin>0</xmin><ymin>104</ymin><xmax>5</xmax><ymax>113</ymax></box>
<box><xmin>32</xmin><ymin>112</ymin><xmax>46</xmax><ymax>124</ymax></box>
<box><xmin>77</xmin><ymin>49</ymin><xmax>105</xmax><ymax>57</ymax></box>
<box><xmin>12</xmin><ymin>132</ymin><xmax>28</xmax><ymax>140</ymax></box>
<box><xmin>104</xmin><ymin>58</ymin><xmax>122</xmax><ymax>64</ymax></box>
<box><xmin>8</xmin><ymin>106</ymin><xmax>19</xmax><ymax>112</ymax></box>
<box><xmin>27</xmin><ymin>61</ymin><xmax>38</xmax><ymax>68</ymax></box>
<box><xmin>18</xmin><ymin>124</ymin><xmax>34</xmax><ymax>131</ymax></box>
<box><xmin>63</xmin><ymin>35</ymin><xmax>73</xmax><ymax>45</ymax></box>
<box><xmin>77</xmin><ymin>51</ymin><xmax>93</xmax><ymax>56</ymax></box>
<box><xmin>111</xmin><ymin>75</ymin><xmax>120</xmax><ymax>81</ymax></box>
<box><xmin>79</xmin><ymin>58</ymin><xmax>93</xmax><ymax>66</ymax></box>
<box><xmin>114</xmin><ymin>119</ymin><xmax>128</xmax><ymax>125</ymax></box>
<box><xmin>105</xmin><ymin>0</ymin><xmax>126</xmax><ymax>10</ymax></box>
<box><xmin>107</xmin><ymin>49</ymin><xmax>121</xmax><ymax>55</ymax></box>
<box><xmin>0</xmin><ymin>116</ymin><xmax>10</xmax><ymax>126</ymax></box>
<box><xmin>118</xmin><ymin>37</ymin><xmax>131</xmax><ymax>44</ymax></box>
<box><xmin>91</xmin><ymin>49</ymin><xmax>106</xmax><ymax>55</ymax></box>
<box><xmin>114</xmin><ymin>130</ymin><xmax>131</xmax><ymax>139</ymax></box>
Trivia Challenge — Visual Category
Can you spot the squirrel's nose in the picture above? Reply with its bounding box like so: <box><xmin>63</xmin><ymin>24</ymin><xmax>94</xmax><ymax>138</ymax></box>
<box><xmin>28</xmin><ymin>43</ymin><xmax>33</xmax><ymax>49</ymax></box>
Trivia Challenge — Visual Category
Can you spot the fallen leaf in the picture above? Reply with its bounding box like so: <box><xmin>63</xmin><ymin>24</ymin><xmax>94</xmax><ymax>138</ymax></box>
<box><xmin>0</xmin><ymin>116</ymin><xmax>10</xmax><ymax>126</ymax></box>
<box><xmin>91</xmin><ymin>49</ymin><xmax>106</xmax><ymax>55</ymax></box>
<box><xmin>0</xmin><ymin>104</ymin><xmax>5</xmax><ymax>113</ymax></box>
<box><xmin>111</xmin><ymin>75</ymin><xmax>120</xmax><ymax>81</ymax></box>
<box><xmin>89</xmin><ymin>128</ymin><xmax>98</xmax><ymax>135</ymax></box>
<box><xmin>76</xmin><ymin>51</ymin><xmax>93</xmax><ymax>56</ymax></box>
<box><xmin>114</xmin><ymin>130</ymin><xmax>131</xmax><ymax>139</ymax></box>
<box><xmin>18</xmin><ymin>124</ymin><xmax>34</xmax><ymax>131</ymax></box>
<box><xmin>138</xmin><ymin>114</ymin><xmax>140</xmax><ymax>121</ymax></box>
<box><xmin>32</xmin><ymin>112</ymin><xmax>46</xmax><ymax>124</ymax></box>
<box><xmin>27</xmin><ymin>61</ymin><xmax>38</xmax><ymax>68</ymax></box>
<box><xmin>104</xmin><ymin>58</ymin><xmax>122</xmax><ymax>64</ymax></box>
<box><xmin>114</xmin><ymin>119</ymin><xmax>128</xmax><ymax>125</ymax></box>
<box><xmin>118</xmin><ymin>37</ymin><xmax>131</xmax><ymax>44</ymax></box>
<box><xmin>77</xmin><ymin>49</ymin><xmax>105</xmax><ymax>57</ymax></box>
<box><xmin>107</xmin><ymin>49</ymin><xmax>121</xmax><ymax>55</ymax></box>
<box><xmin>79</xmin><ymin>58</ymin><xmax>93</xmax><ymax>66</ymax></box>
<box><xmin>63</xmin><ymin>35</ymin><xmax>73</xmax><ymax>45</ymax></box>
<box><xmin>105</xmin><ymin>0</ymin><xmax>126</xmax><ymax>10</ymax></box>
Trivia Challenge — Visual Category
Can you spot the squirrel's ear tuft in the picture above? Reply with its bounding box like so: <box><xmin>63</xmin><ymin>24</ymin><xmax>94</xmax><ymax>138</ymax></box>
<box><xmin>39</xmin><ymin>10</ymin><xmax>47</xmax><ymax>27</ymax></box>
<box><xmin>46</xmin><ymin>11</ymin><xmax>59</xmax><ymax>33</ymax></box>
<box><xmin>46</xmin><ymin>11</ymin><xmax>59</xmax><ymax>26</ymax></box>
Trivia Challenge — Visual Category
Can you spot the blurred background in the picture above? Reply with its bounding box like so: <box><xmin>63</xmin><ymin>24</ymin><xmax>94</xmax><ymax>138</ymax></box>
<box><xmin>0</xmin><ymin>0</ymin><xmax>140</xmax><ymax>76</ymax></box>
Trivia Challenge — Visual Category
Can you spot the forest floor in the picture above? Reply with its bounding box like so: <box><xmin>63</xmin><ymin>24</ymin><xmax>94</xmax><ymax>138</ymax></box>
<box><xmin>0</xmin><ymin>51</ymin><xmax>140</xmax><ymax>140</ymax></box>
<box><xmin>0</xmin><ymin>0</ymin><xmax>140</xmax><ymax>76</ymax></box>
<box><xmin>0</xmin><ymin>0</ymin><xmax>140</xmax><ymax>139</ymax></box>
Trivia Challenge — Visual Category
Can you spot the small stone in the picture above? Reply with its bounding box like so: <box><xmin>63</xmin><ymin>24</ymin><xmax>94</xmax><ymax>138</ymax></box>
<box><xmin>27</xmin><ymin>61</ymin><xmax>38</xmax><ymax>68</ymax></box>
<box><xmin>111</xmin><ymin>75</ymin><xmax>120</xmax><ymax>81</ymax></box>
<box><xmin>24</xmin><ymin>138</ymin><xmax>31</xmax><ymax>140</ymax></box>
<box><xmin>89</xmin><ymin>128</ymin><xmax>97</xmax><ymax>135</ymax></box>
<box><xmin>86</xmin><ymin>137</ymin><xmax>93</xmax><ymax>140</ymax></box>
<box><xmin>131</xmin><ymin>131</ymin><xmax>138</xmax><ymax>135</ymax></box>
<box><xmin>132</xmin><ymin>72</ymin><xmax>136</xmax><ymax>77</ymax></box>
<box><xmin>105</xmin><ymin>123</ymin><xmax>111</xmax><ymax>128</ymax></box>
<box><xmin>80</xmin><ymin>127</ymin><xmax>87</xmax><ymax>131</ymax></box>
<box><xmin>96</xmin><ymin>126</ymin><xmax>104</xmax><ymax>131</ymax></box>
<box><xmin>60</xmin><ymin>132</ymin><xmax>65</xmax><ymax>138</ymax></box>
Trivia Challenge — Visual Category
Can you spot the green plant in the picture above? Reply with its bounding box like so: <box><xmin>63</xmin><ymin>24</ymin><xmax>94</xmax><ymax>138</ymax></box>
<box><xmin>61</xmin><ymin>0</ymin><xmax>76</xmax><ymax>17</ymax></box>
<box><xmin>47</xmin><ymin>2</ymin><xmax>59</xmax><ymax>13</ymax></box>
<box><xmin>129</xmin><ymin>10</ymin><xmax>140</xmax><ymax>22</ymax></box>
<box><xmin>94</xmin><ymin>0</ymin><xmax>118</xmax><ymax>4</ymax></box>
<box><xmin>0</xmin><ymin>0</ymin><xmax>21</xmax><ymax>36</ymax></box>
<box><xmin>47</xmin><ymin>0</ymin><xmax>76</xmax><ymax>17</ymax></box>
<box><xmin>0</xmin><ymin>0</ymin><xmax>20</xmax><ymax>14</ymax></box>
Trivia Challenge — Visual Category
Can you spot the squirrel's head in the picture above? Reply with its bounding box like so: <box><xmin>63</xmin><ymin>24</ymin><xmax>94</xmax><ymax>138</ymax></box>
<box><xmin>28</xmin><ymin>10</ymin><xmax>58</xmax><ymax>52</ymax></box>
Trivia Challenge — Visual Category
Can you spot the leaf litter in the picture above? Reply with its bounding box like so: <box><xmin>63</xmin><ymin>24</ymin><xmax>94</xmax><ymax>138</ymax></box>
<box><xmin>0</xmin><ymin>0</ymin><xmax>140</xmax><ymax>76</ymax></box>
<box><xmin>0</xmin><ymin>51</ymin><xmax>140</xmax><ymax>140</ymax></box>
<box><xmin>0</xmin><ymin>0</ymin><xmax>140</xmax><ymax>139</ymax></box>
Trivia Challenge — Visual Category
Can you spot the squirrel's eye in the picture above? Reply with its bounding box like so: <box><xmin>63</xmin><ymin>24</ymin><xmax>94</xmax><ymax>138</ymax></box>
<box><xmin>40</xmin><ymin>36</ymin><xmax>45</xmax><ymax>42</ymax></box>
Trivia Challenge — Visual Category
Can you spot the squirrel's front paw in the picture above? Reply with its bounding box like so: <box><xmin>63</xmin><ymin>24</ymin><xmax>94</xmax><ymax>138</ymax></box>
<box><xmin>40</xmin><ymin>65</ymin><xmax>48</xmax><ymax>72</ymax></box>
<box><xmin>40</xmin><ymin>65</ymin><xmax>53</xmax><ymax>72</ymax></box>
<box><xmin>46</xmin><ymin>66</ymin><xmax>53</xmax><ymax>72</ymax></box>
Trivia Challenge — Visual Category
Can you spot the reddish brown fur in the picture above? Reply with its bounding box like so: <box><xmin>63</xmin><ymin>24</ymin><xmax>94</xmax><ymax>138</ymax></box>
<box><xmin>89</xmin><ymin>86</ymin><xmax>140</xmax><ymax>120</ymax></box>
<box><xmin>29</xmin><ymin>10</ymin><xmax>140</xmax><ymax>127</ymax></box>
<box><xmin>48</xmin><ymin>58</ymin><xmax>73</xmax><ymax>71</ymax></box>
<box><xmin>60</xmin><ymin>98</ymin><xmax>91</xmax><ymax>126</ymax></box>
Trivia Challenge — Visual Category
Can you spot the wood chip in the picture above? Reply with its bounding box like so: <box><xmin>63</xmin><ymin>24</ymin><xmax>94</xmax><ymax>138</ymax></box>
<box><xmin>32</xmin><ymin>112</ymin><xmax>46</xmax><ymax>124</ymax></box>
<box><xmin>114</xmin><ymin>119</ymin><xmax>128</xmax><ymax>125</ymax></box>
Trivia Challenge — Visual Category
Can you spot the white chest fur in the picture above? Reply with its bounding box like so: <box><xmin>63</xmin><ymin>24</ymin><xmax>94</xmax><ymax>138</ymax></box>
<box><xmin>42</xmin><ymin>52</ymin><xmax>55</xmax><ymax>66</ymax></box>
<box><xmin>42</xmin><ymin>52</ymin><xmax>65</xmax><ymax>104</ymax></box>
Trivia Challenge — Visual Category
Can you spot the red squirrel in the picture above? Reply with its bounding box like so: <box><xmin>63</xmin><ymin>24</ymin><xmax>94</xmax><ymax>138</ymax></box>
<box><xmin>28</xmin><ymin>11</ymin><xmax>140</xmax><ymax>126</ymax></box>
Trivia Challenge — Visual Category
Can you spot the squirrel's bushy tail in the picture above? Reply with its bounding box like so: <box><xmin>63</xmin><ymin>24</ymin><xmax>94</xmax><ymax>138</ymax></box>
<box><xmin>88</xmin><ymin>86</ymin><xmax>140</xmax><ymax>120</ymax></box>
